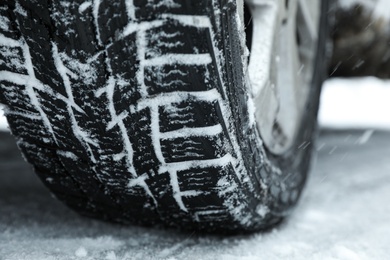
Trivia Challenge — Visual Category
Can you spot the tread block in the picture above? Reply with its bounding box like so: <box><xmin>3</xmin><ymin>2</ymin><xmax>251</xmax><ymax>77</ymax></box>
<box><xmin>15</xmin><ymin>139</ymin><xmax>91</xmax><ymax>204</ymax></box>
<box><xmin>0</xmin><ymin>82</ymin><xmax>36</xmax><ymax>113</ymax></box>
<box><xmin>182</xmin><ymin>193</ymin><xmax>225</xmax><ymax>212</ymax></box>
<box><xmin>192</xmin><ymin>208</ymin><xmax>232</xmax><ymax>223</ymax></box>
<box><xmin>56</xmin><ymin>151</ymin><xmax>120</xmax><ymax>207</ymax></box>
<box><xmin>160</xmin><ymin>134</ymin><xmax>227</xmax><ymax>163</ymax></box>
<box><xmin>144</xmin><ymin>171</ymin><xmax>178</xmax><ymax>209</ymax></box>
<box><xmin>177</xmin><ymin>166</ymin><xmax>237</xmax><ymax>212</ymax></box>
<box><xmin>145</xmin><ymin>21</ymin><xmax>210</xmax><ymax>59</ymax></box>
<box><xmin>159</xmin><ymin>100</ymin><xmax>220</xmax><ymax>132</ymax></box>
<box><xmin>133</xmin><ymin>1</ymin><xmax>209</xmax><ymax>21</ymax></box>
<box><xmin>96</xmin><ymin>0</ymin><xmax>129</xmax><ymax>44</ymax></box>
<box><xmin>177</xmin><ymin>166</ymin><xmax>219</xmax><ymax>191</ymax></box>
<box><xmin>33</xmin><ymin>89</ymin><xmax>89</xmax><ymax>158</ymax></box>
<box><xmin>125</xmin><ymin>109</ymin><xmax>160</xmax><ymax>172</ymax></box>
<box><xmin>13</xmin><ymin>6</ymin><xmax>66</xmax><ymax>96</ymax></box>
<box><xmin>49</xmin><ymin>0</ymin><xmax>98</xmax><ymax>58</ymax></box>
<box><xmin>0</xmin><ymin>4</ymin><xmax>21</xmax><ymax>39</ymax></box>
<box><xmin>6</xmin><ymin>115</ymin><xmax>46</xmax><ymax>142</ymax></box>
<box><xmin>144</xmin><ymin>64</ymin><xmax>217</xmax><ymax>95</ymax></box>
<box><xmin>108</xmin><ymin>35</ymin><xmax>141</xmax><ymax>109</ymax></box>
<box><xmin>0</xmin><ymin>46</ymin><xmax>26</xmax><ymax>74</ymax></box>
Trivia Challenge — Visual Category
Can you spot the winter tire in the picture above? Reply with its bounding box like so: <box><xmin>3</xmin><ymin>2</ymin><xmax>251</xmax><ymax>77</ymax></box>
<box><xmin>0</xmin><ymin>0</ymin><xmax>329</xmax><ymax>233</ymax></box>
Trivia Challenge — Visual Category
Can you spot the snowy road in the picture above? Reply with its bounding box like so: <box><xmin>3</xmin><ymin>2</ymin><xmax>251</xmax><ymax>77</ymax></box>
<box><xmin>1</xmin><ymin>129</ymin><xmax>389</xmax><ymax>260</ymax></box>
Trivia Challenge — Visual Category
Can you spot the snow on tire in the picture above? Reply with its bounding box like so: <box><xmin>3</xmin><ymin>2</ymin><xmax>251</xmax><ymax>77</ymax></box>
<box><xmin>0</xmin><ymin>0</ymin><xmax>328</xmax><ymax>233</ymax></box>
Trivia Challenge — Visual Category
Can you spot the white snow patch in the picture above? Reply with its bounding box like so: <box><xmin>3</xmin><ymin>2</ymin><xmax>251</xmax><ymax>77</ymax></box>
<box><xmin>161</xmin><ymin>14</ymin><xmax>212</xmax><ymax>28</ymax></box>
<box><xmin>0</xmin><ymin>33</ymin><xmax>20</xmax><ymax>47</ymax></box>
<box><xmin>143</xmin><ymin>54</ymin><xmax>212</xmax><ymax>67</ymax></box>
<box><xmin>105</xmin><ymin>251</ymin><xmax>117</xmax><ymax>260</ymax></box>
<box><xmin>333</xmin><ymin>245</ymin><xmax>363</xmax><ymax>260</ymax></box>
<box><xmin>149</xmin><ymin>104</ymin><xmax>165</xmax><ymax>164</ymax></box>
<box><xmin>136</xmin><ymin>89</ymin><xmax>222</xmax><ymax>111</ymax></box>
<box><xmin>14</xmin><ymin>1</ymin><xmax>27</xmax><ymax>16</ymax></box>
<box><xmin>155</xmin><ymin>0</ymin><xmax>180</xmax><ymax>9</ymax></box>
<box><xmin>124</xmin><ymin>0</ymin><xmax>136</xmax><ymax>21</ymax></box>
<box><xmin>134</xmin><ymin>27</ymin><xmax>149</xmax><ymax>98</ymax></box>
<box><xmin>160</xmin><ymin>125</ymin><xmax>222</xmax><ymax>140</ymax></box>
<box><xmin>256</xmin><ymin>204</ymin><xmax>270</xmax><ymax>218</ymax></box>
<box><xmin>319</xmin><ymin>77</ymin><xmax>390</xmax><ymax>130</ymax></box>
<box><xmin>158</xmin><ymin>241</ymin><xmax>187</xmax><ymax>259</ymax></box>
<box><xmin>92</xmin><ymin>0</ymin><xmax>103</xmax><ymax>45</ymax></box>
<box><xmin>247</xmin><ymin>95</ymin><xmax>256</xmax><ymax>126</ymax></box>
<box><xmin>0</xmin><ymin>47</ymin><xmax>25</xmax><ymax>72</ymax></box>
<box><xmin>59</xmin><ymin>52</ymin><xmax>98</xmax><ymax>86</ymax></box>
<box><xmin>112</xmin><ymin>152</ymin><xmax>126</xmax><ymax>161</ymax></box>
<box><xmin>158</xmin><ymin>154</ymin><xmax>235</xmax><ymax>174</ymax></box>
<box><xmin>0</xmin><ymin>106</ymin><xmax>8</xmax><ymax>131</ymax></box>
<box><xmin>75</xmin><ymin>246</ymin><xmax>88</xmax><ymax>258</ymax></box>
<box><xmin>78</xmin><ymin>1</ymin><xmax>92</xmax><ymax>13</ymax></box>
<box><xmin>0</xmin><ymin>15</ymin><xmax>10</xmax><ymax>31</ymax></box>
<box><xmin>57</xmin><ymin>150</ymin><xmax>78</xmax><ymax>161</ymax></box>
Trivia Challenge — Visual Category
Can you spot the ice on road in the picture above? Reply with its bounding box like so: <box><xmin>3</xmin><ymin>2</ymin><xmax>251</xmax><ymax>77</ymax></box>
<box><xmin>1</xmin><ymin>129</ymin><xmax>390</xmax><ymax>260</ymax></box>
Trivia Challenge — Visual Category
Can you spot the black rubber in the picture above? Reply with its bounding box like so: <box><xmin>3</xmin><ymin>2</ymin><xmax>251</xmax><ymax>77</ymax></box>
<box><xmin>0</xmin><ymin>0</ymin><xmax>328</xmax><ymax>233</ymax></box>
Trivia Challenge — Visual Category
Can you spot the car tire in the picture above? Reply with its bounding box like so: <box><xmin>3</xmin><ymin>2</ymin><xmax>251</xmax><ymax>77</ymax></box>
<box><xmin>0</xmin><ymin>0</ymin><xmax>329</xmax><ymax>233</ymax></box>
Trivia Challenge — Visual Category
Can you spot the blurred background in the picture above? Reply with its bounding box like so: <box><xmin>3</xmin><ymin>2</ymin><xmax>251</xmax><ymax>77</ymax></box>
<box><xmin>1</xmin><ymin>1</ymin><xmax>390</xmax><ymax>259</ymax></box>
<box><xmin>320</xmin><ymin>0</ymin><xmax>390</xmax><ymax>130</ymax></box>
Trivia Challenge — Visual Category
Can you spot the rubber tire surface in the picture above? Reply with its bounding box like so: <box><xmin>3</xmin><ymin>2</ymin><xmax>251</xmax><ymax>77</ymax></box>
<box><xmin>0</xmin><ymin>0</ymin><xmax>328</xmax><ymax>233</ymax></box>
